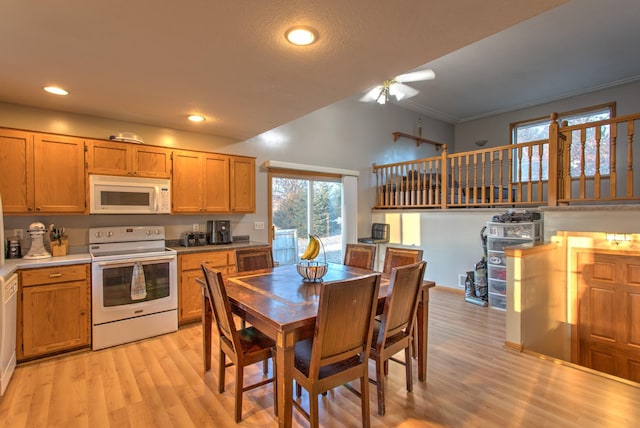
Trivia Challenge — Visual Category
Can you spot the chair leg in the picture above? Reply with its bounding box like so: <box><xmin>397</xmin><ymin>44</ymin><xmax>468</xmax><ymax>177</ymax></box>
<box><xmin>296</xmin><ymin>381</ymin><xmax>302</xmax><ymax>398</ymax></box>
<box><xmin>218</xmin><ymin>348</ymin><xmax>226</xmax><ymax>393</ymax></box>
<box><xmin>405</xmin><ymin>345</ymin><xmax>413</xmax><ymax>392</ymax></box>
<box><xmin>361</xmin><ymin>374</ymin><xmax>371</xmax><ymax>428</ymax></box>
<box><xmin>234</xmin><ymin>365</ymin><xmax>244</xmax><ymax>423</ymax></box>
<box><xmin>263</xmin><ymin>359</ymin><xmax>269</xmax><ymax>375</ymax></box>
<box><xmin>309</xmin><ymin>391</ymin><xmax>320</xmax><ymax>428</ymax></box>
<box><xmin>375</xmin><ymin>358</ymin><xmax>386</xmax><ymax>416</ymax></box>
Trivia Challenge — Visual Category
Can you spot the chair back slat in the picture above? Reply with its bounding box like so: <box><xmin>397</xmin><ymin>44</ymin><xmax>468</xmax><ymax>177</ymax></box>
<box><xmin>235</xmin><ymin>246</ymin><xmax>275</xmax><ymax>272</ymax></box>
<box><xmin>379</xmin><ymin>261</ymin><xmax>426</xmax><ymax>342</ymax></box>
<box><xmin>201</xmin><ymin>265</ymin><xmax>240</xmax><ymax>354</ymax></box>
<box><xmin>344</xmin><ymin>243</ymin><xmax>376</xmax><ymax>270</ymax></box>
<box><xmin>382</xmin><ymin>247</ymin><xmax>424</xmax><ymax>274</ymax></box>
<box><xmin>309</xmin><ymin>273</ymin><xmax>381</xmax><ymax>379</ymax></box>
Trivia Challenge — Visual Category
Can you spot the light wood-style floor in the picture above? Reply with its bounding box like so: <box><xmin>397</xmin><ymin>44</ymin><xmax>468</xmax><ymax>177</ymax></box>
<box><xmin>1</xmin><ymin>286</ymin><xmax>638</xmax><ymax>427</ymax></box>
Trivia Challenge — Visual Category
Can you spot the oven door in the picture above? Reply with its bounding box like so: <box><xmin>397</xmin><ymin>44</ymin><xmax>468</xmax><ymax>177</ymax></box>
<box><xmin>92</xmin><ymin>254</ymin><xmax>178</xmax><ymax>325</ymax></box>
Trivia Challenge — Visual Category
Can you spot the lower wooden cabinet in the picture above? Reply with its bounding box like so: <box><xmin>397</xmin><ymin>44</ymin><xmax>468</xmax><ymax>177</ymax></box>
<box><xmin>18</xmin><ymin>264</ymin><xmax>91</xmax><ymax>361</ymax></box>
<box><xmin>178</xmin><ymin>250</ymin><xmax>236</xmax><ymax>324</ymax></box>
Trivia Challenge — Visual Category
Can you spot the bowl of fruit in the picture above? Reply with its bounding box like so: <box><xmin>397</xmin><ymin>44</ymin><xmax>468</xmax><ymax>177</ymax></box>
<box><xmin>297</xmin><ymin>235</ymin><xmax>328</xmax><ymax>283</ymax></box>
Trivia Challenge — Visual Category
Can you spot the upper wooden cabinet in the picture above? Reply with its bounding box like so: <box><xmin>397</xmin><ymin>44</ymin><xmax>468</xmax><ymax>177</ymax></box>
<box><xmin>0</xmin><ymin>129</ymin><xmax>33</xmax><ymax>213</ymax></box>
<box><xmin>86</xmin><ymin>140</ymin><xmax>171</xmax><ymax>178</ymax></box>
<box><xmin>172</xmin><ymin>149</ymin><xmax>235</xmax><ymax>213</ymax></box>
<box><xmin>0</xmin><ymin>129</ymin><xmax>86</xmax><ymax>214</ymax></box>
<box><xmin>230</xmin><ymin>156</ymin><xmax>256</xmax><ymax>213</ymax></box>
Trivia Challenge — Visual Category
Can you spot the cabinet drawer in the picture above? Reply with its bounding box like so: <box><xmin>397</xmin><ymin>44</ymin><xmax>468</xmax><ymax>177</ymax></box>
<box><xmin>21</xmin><ymin>264</ymin><xmax>88</xmax><ymax>287</ymax></box>
<box><xmin>488</xmin><ymin>251</ymin><xmax>506</xmax><ymax>266</ymax></box>
<box><xmin>488</xmin><ymin>279</ymin><xmax>506</xmax><ymax>295</ymax></box>
<box><xmin>180</xmin><ymin>250</ymin><xmax>234</xmax><ymax>271</ymax></box>
<box><xmin>487</xmin><ymin>222</ymin><xmax>539</xmax><ymax>239</ymax></box>
<box><xmin>489</xmin><ymin>293</ymin><xmax>506</xmax><ymax>310</ymax></box>
<box><xmin>488</xmin><ymin>265</ymin><xmax>506</xmax><ymax>281</ymax></box>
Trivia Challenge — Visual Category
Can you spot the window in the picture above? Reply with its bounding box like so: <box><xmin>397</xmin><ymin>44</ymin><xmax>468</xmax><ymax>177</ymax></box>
<box><xmin>511</xmin><ymin>103</ymin><xmax>614</xmax><ymax>181</ymax></box>
<box><xmin>270</xmin><ymin>172</ymin><xmax>343</xmax><ymax>265</ymax></box>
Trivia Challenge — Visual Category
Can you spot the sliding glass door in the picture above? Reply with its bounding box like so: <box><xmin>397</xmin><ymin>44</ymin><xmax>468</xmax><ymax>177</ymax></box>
<box><xmin>269</xmin><ymin>172</ymin><xmax>342</xmax><ymax>265</ymax></box>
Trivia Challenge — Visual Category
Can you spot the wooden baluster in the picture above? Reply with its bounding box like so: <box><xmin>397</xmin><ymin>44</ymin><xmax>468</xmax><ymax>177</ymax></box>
<box><xmin>466</xmin><ymin>155</ymin><xmax>473</xmax><ymax>206</ymax></box>
<box><xmin>594</xmin><ymin>126</ymin><xmax>601</xmax><ymax>199</ymax></box>
<box><xmin>506</xmin><ymin>148</ymin><xmax>513</xmax><ymax>203</ymax></box>
<box><xmin>527</xmin><ymin>144</ymin><xmax>533</xmax><ymax>203</ymax></box>
<box><xmin>547</xmin><ymin>113</ymin><xmax>560</xmax><ymax>205</ymax></box>
<box><xmin>516</xmin><ymin>146</ymin><xmax>523</xmax><ymax>203</ymax></box>
<box><xmin>627</xmin><ymin>120</ymin><xmax>634</xmax><ymax>197</ymax></box>
<box><xmin>537</xmin><ymin>143</ymin><xmax>544</xmax><ymax>203</ymax></box>
<box><xmin>457</xmin><ymin>156</ymin><xmax>463</xmax><ymax>206</ymax></box>
<box><xmin>498</xmin><ymin>150</ymin><xmax>502</xmax><ymax>202</ymax></box>
<box><xmin>564</xmin><ymin>130</ymin><xmax>572</xmax><ymax>201</ymax></box>
<box><xmin>579</xmin><ymin>128</ymin><xmax>587</xmax><ymax>199</ymax></box>
<box><xmin>610</xmin><ymin>122</ymin><xmax>617</xmax><ymax>198</ymax></box>
<box><xmin>489</xmin><ymin>151</ymin><xmax>496</xmax><ymax>204</ymax></box>
<box><xmin>480</xmin><ymin>151</ymin><xmax>487</xmax><ymax>203</ymax></box>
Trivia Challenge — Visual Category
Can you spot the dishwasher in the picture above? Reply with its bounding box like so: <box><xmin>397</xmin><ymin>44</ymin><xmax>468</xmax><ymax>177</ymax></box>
<box><xmin>0</xmin><ymin>272</ymin><xmax>18</xmax><ymax>396</ymax></box>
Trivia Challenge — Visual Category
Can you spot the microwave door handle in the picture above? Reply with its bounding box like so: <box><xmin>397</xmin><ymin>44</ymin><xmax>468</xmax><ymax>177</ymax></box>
<box><xmin>96</xmin><ymin>255</ymin><xmax>176</xmax><ymax>268</ymax></box>
<box><xmin>154</xmin><ymin>186</ymin><xmax>159</xmax><ymax>212</ymax></box>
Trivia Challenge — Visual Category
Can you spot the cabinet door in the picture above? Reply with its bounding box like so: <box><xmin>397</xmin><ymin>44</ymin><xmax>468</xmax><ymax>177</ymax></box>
<box><xmin>86</xmin><ymin>140</ymin><xmax>132</xmax><ymax>176</ymax></box>
<box><xmin>172</xmin><ymin>150</ymin><xmax>204</xmax><ymax>213</ymax></box>
<box><xmin>21</xmin><ymin>280</ymin><xmax>90</xmax><ymax>358</ymax></box>
<box><xmin>34</xmin><ymin>133</ymin><xmax>86</xmax><ymax>213</ymax></box>
<box><xmin>133</xmin><ymin>146</ymin><xmax>172</xmax><ymax>178</ymax></box>
<box><xmin>230</xmin><ymin>156</ymin><xmax>255</xmax><ymax>213</ymax></box>
<box><xmin>179</xmin><ymin>269</ymin><xmax>204</xmax><ymax>324</ymax></box>
<box><xmin>0</xmin><ymin>128</ymin><xmax>34</xmax><ymax>213</ymax></box>
<box><xmin>203</xmin><ymin>153</ymin><xmax>229</xmax><ymax>212</ymax></box>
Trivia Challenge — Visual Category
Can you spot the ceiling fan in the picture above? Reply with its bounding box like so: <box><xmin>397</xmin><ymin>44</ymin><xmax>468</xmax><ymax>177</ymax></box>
<box><xmin>360</xmin><ymin>69</ymin><xmax>435</xmax><ymax>105</ymax></box>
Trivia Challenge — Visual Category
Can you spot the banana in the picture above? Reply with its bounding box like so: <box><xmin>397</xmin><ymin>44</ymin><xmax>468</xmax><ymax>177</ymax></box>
<box><xmin>308</xmin><ymin>235</ymin><xmax>321</xmax><ymax>260</ymax></box>
<box><xmin>300</xmin><ymin>235</ymin><xmax>318</xmax><ymax>260</ymax></box>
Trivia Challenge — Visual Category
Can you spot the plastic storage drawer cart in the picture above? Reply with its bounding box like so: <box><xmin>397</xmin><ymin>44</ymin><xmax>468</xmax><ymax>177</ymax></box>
<box><xmin>486</xmin><ymin>220</ymin><xmax>542</xmax><ymax>310</ymax></box>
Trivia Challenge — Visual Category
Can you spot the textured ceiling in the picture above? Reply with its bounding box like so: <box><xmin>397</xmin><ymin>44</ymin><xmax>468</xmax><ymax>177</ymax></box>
<box><xmin>0</xmin><ymin>0</ymin><xmax>568</xmax><ymax>140</ymax></box>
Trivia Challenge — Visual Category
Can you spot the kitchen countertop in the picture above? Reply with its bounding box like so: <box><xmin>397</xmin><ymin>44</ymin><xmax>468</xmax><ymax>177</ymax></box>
<box><xmin>167</xmin><ymin>241</ymin><xmax>269</xmax><ymax>255</ymax></box>
<box><xmin>0</xmin><ymin>253</ymin><xmax>92</xmax><ymax>279</ymax></box>
<box><xmin>0</xmin><ymin>241</ymin><xmax>269</xmax><ymax>278</ymax></box>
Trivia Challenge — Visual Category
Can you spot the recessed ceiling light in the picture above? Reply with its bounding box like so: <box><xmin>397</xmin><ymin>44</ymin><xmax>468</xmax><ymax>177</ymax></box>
<box><xmin>188</xmin><ymin>114</ymin><xmax>206</xmax><ymax>122</ymax></box>
<box><xmin>44</xmin><ymin>86</ymin><xmax>69</xmax><ymax>96</ymax></box>
<box><xmin>285</xmin><ymin>26</ymin><xmax>318</xmax><ymax>46</ymax></box>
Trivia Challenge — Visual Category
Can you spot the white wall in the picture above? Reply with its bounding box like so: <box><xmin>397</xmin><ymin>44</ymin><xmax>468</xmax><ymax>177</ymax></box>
<box><xmin>455</xmin><ymin>80</ymin><xmax>640</xmax><ymax>152</ymax></box>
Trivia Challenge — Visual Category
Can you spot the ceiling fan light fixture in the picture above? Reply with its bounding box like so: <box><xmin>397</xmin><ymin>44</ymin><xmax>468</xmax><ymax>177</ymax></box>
<box><xmin>285</xmin><ymin>26</ymin><xmax>318</xmax><ymax>46</ymax></box>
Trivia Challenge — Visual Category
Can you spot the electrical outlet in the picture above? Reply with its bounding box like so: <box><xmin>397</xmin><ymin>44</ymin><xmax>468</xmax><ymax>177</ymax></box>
<box><xmin>13</xmin><ymin>229</ymin><xmax>24</xmax><ymax>240</ymax></box>
<box><xmin>192</xmin><ymin>224</ymin><xmax>199</xmax><ymax>232</ymax></box>
<box><xmin>254</xmin><ymin>221</ymin><xmax>265</xmax><ymax>230</ymax></box>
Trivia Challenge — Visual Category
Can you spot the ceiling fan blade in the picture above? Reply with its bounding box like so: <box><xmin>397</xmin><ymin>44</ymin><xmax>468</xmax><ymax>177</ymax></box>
<box><xmin>359</xmin><ymin>85</ymin><xmax>383</xmax><ymax>102</ymax></box>
<box><xmin>394</xmin><ymin>69</ymin><xmax>435</xmax><ymax>83</ymax></box>
<box><xmin>390</xmin><ymin>82</ymin><xmax>419</xmax><ymax>101</ymax></box>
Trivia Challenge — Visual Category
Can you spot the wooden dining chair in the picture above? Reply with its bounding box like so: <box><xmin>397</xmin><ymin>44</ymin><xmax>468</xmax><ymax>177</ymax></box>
<box><xmin>343</xmin><ymin>243</ymin><xmax>376</xmax><ymax>270</ymax></box>
<box><xmin>201</xmin><ymin>265</ymin><xmax>277</xmax><ymax>423</ymax></box>
<box><xmin>235</xmin><ymin>246</ymin><xmax>275</xmax><ymax>272</ymax></box>
<box><xmin>382</xmin><ymin>246</ymin><xmax>424</xmax><ymax>274</ymax></box>
<box><xmin>292</xmin><ymin>273</ymin><xmax>381</xmax><ymax>428</ymax></box>
<box><xmin>382</xmin><ymin>246</ymin><xmax>425</xmax><ymax>358</ymax></box>
<box><xmin>369</xmin><ymin>261</ymin><xmax>427</xmax><ymax>415</ymax></box>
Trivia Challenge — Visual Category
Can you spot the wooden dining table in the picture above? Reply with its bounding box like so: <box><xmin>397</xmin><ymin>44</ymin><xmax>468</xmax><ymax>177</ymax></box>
<box><xmin>198</xmin><ymin>262</ymin><xmax>435</xmax><ymax>428</ymax></box>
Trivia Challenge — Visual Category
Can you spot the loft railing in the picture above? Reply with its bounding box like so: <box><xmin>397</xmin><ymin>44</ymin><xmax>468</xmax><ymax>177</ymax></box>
<box><xmin>373</xmin><ymin>112</ymin><xmax>640</xmax><ymax>209</ymax></box>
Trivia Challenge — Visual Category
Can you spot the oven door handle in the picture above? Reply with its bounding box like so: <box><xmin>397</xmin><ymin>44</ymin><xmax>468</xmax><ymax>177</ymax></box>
<box><xmin>96</xmin><ymin>255</ymin><xmax>176</xmax><ymax>268</ymax></box>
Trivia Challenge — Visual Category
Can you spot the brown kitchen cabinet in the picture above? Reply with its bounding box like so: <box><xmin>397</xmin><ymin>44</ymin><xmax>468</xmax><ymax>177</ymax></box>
<box><xmin>0</xmin><ymin>129</ymin><xmax>86</xmax><ymax>214</ymax></box>
<box><xmin>172</xmin><ymin>149</ymin><xmax>230</xmax><ymax>213</ymax></box>
<box><xmin>17</xmin><ymin>264</ymin><xmax>91</xmax><ymax>361</ymax></box>
<box><xmin>178</xmin><ymin>250</ymin><xmax>236</xmax><ymax>324</ymax></box>
<box><xmin>86</xmin><ymin>139</ymin><xmax>172</xmax><ymax>178</ymax></box>
<box><xmin>230</xmin><ymin>155</ymin><xmax>256</xmax><ymax>213</ymax></box>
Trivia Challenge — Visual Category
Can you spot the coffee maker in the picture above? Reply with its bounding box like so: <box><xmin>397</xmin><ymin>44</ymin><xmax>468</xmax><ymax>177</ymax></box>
<box><xmin>207</xmin><ymin>220</ymin><xmax>231</xmax><ymax>245</ymax></box>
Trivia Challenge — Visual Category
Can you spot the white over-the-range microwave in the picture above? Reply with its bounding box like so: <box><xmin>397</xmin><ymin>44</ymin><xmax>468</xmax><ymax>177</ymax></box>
<box><xmin>89</xmin><ymin>174</ymin><xmax>171</xmax><ymax>214</ymax></box>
